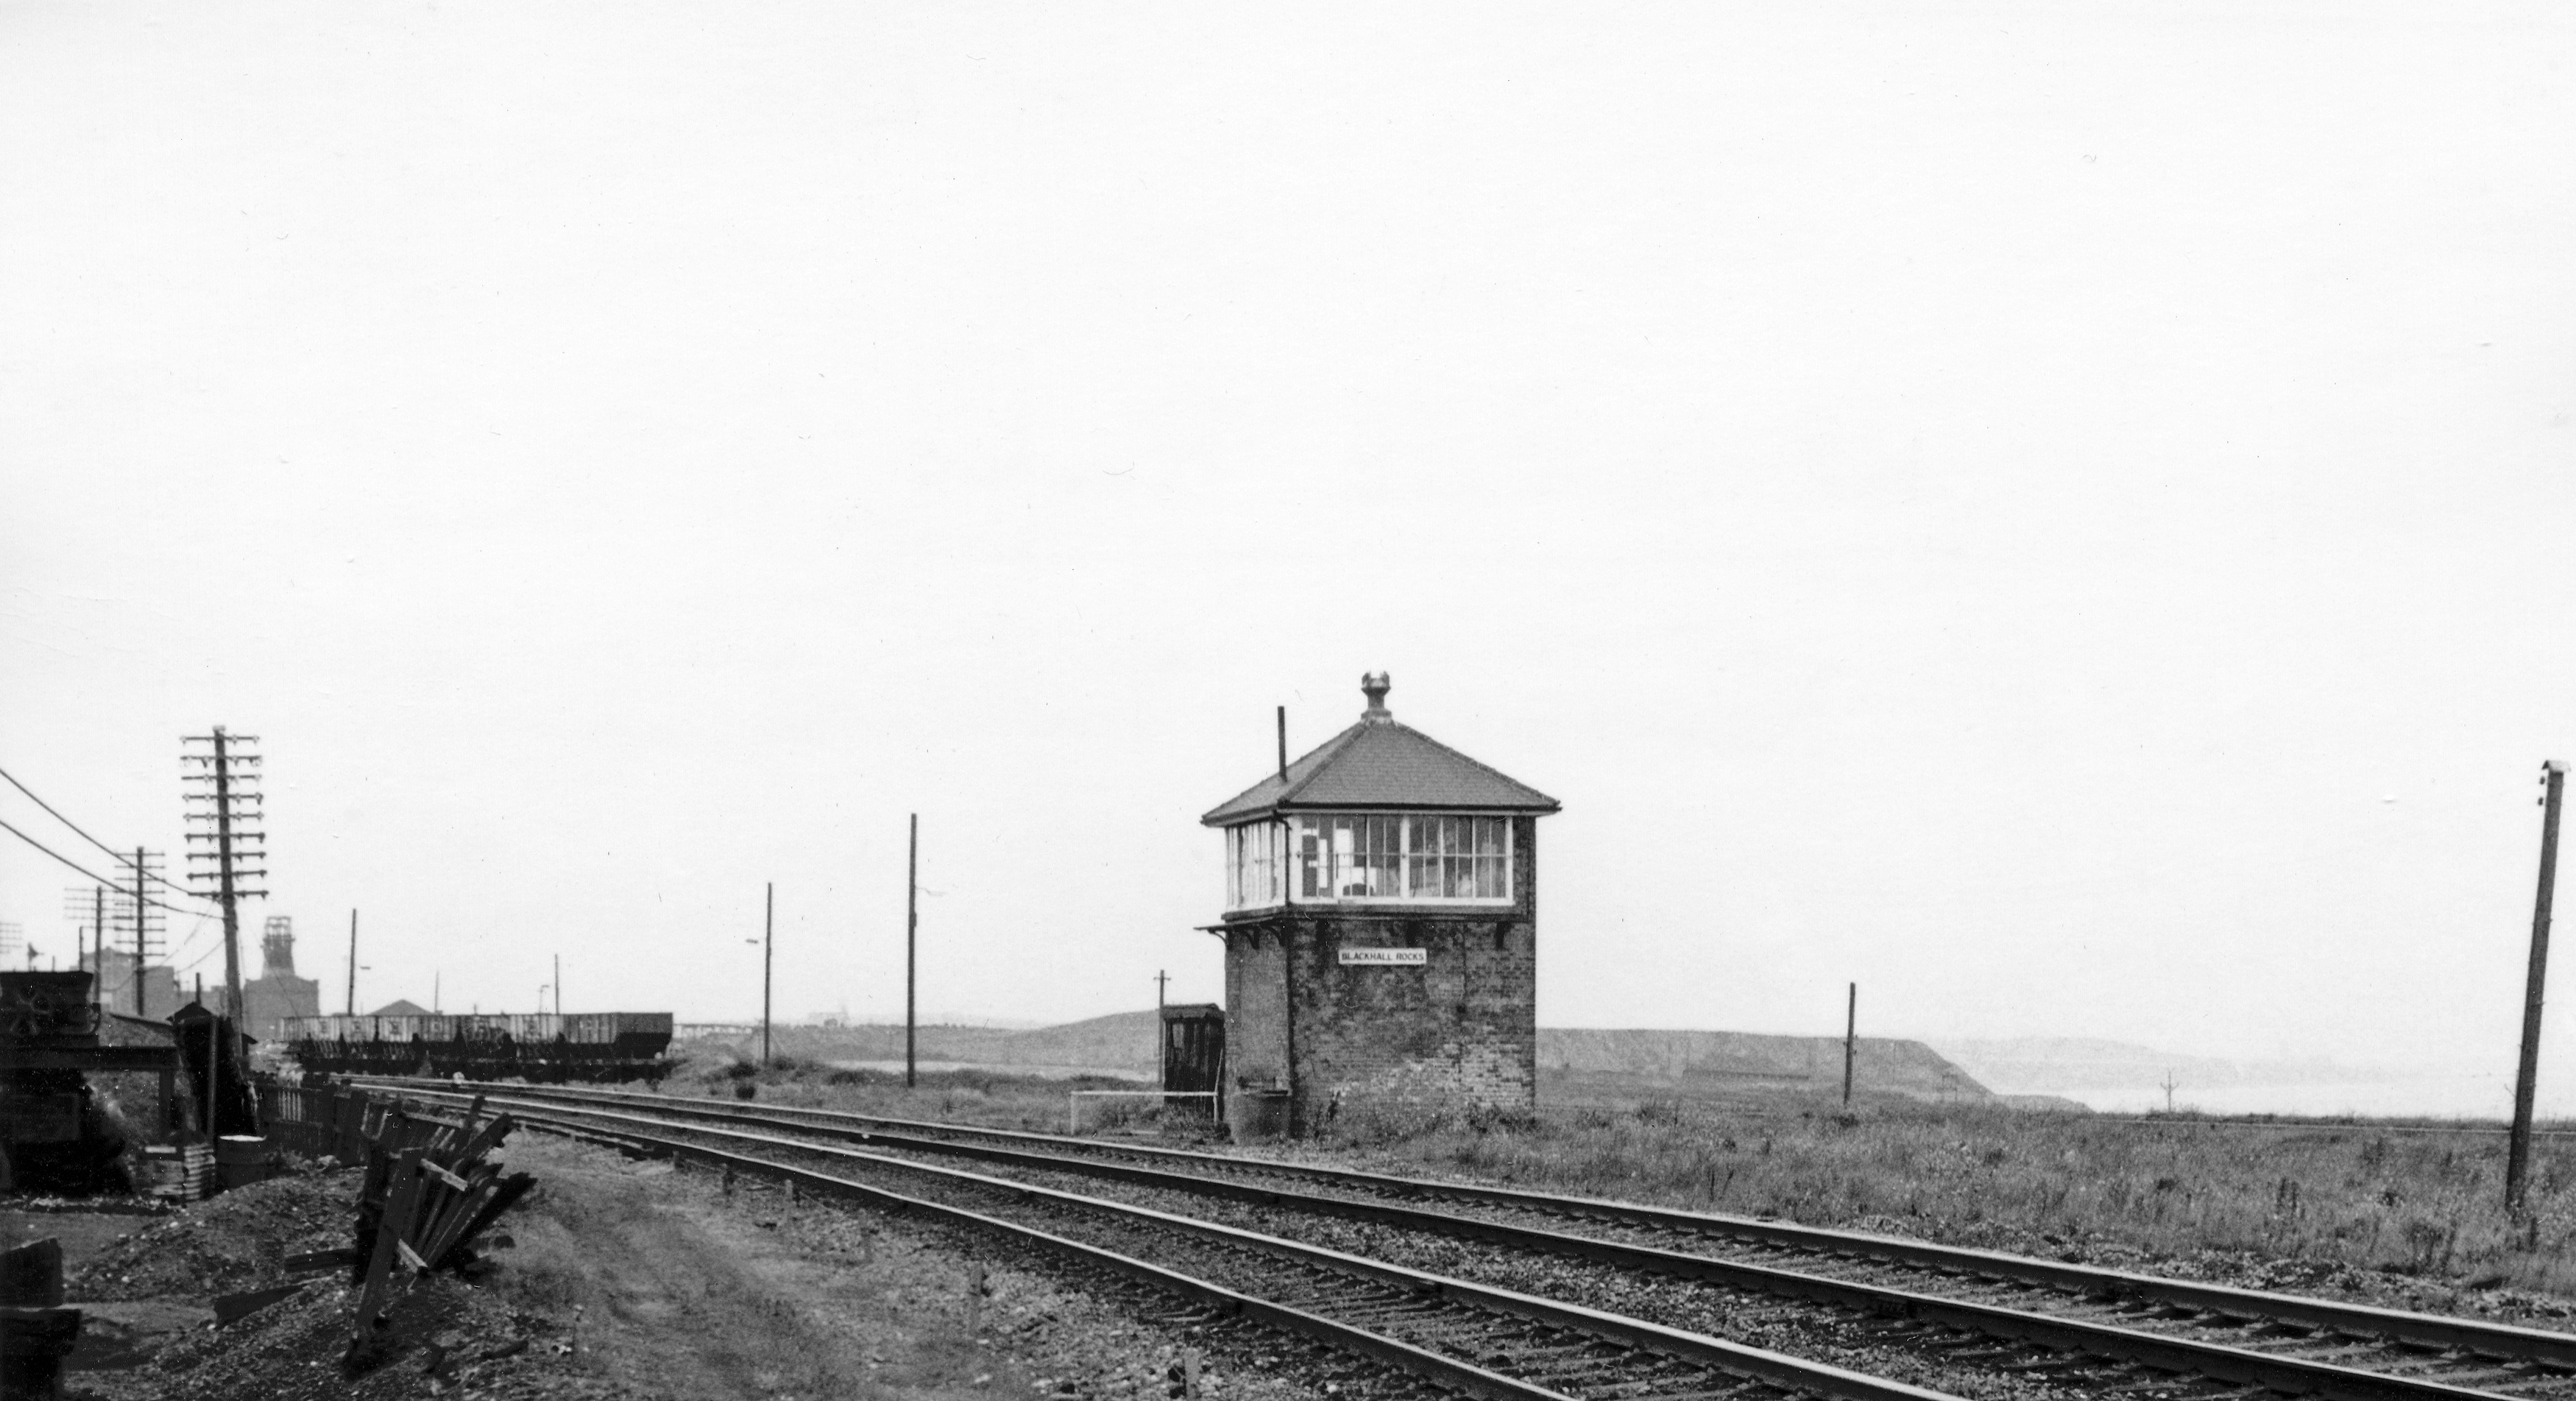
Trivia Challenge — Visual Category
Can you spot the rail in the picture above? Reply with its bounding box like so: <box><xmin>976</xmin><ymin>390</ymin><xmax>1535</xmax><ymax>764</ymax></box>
<box><xmin>351</xmin><ymin>1075</ymin><xmax>2576</xmax><ymax>1372</ymax></box>
<box><xmin>379</xmin><ymin>1084</ymin><xmax>1973</xmax><ymax>1401</ymax></box>
<box><xmin>358</xmin><ymin>1079</ymin><xmax>2576</xmax><ymax>1401</ymax></box>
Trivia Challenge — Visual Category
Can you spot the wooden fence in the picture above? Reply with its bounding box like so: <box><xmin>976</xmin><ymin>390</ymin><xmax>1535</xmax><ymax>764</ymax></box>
<box><xmin>263</xmin><ymin>1080</ymin><xmax>463</xmax><ymax>1164</ymax></box>
<box><xmin>260</xmin><ymin>1079</ymin><xmax>534</xmax><ymax>1358</ymax></box>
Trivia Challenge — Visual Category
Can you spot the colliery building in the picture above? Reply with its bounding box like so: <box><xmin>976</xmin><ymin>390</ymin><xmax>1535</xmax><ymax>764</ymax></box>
<box><xmin>241</xmin><ymin>917</ymin><xmax>321</xmax><ymax>1044</ymax></box>
<box><xmin>1203</xmin><ymin>673</ymin><xmax>1557</xmax><ymax>1134</ymax></box>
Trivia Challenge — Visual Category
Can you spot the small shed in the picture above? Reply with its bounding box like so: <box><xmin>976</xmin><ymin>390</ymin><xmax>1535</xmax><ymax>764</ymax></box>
<box><xmin>1159</xmin><ymin>1003</ymin><xmax>1225</xmax><ymax>1097</ymax></box>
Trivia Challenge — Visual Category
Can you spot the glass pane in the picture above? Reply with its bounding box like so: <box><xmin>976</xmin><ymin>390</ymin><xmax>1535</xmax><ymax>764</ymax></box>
<box><xmin>1476</xmin><ymin>855</ymin><xmax>1504</xmax><ymax>899</ymax></box>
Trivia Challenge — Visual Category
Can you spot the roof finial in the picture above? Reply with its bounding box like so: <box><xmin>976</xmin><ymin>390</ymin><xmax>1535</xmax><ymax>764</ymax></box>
<box><xmin>1361</xmin><ymin>671</ymin><xmax>1393</xmax><ymax>721</ymax></box>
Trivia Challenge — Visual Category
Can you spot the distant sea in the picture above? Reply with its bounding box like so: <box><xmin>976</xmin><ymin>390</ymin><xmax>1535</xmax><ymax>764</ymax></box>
<box><xmin>2048</xmin><ymin>1071</ymin><xmax>2576</xmax><ymax>1122</ymax></box>
<box><xmin>828</xmin><ymin>1058</ymin><xmax>1153</xmax><ymax>1082</ymax></box>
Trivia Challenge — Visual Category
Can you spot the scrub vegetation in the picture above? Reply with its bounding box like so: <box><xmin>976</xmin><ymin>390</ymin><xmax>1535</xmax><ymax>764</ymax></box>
<box><xmin>675</xmin><ymin>1042</ymin><xmax>2576</xmax><ymax>1304</ymax></box>
<box><xmin>1333</xmin><ymin>1072</ymin><xmax>2576</xmax><ymax>1303</ymax></box>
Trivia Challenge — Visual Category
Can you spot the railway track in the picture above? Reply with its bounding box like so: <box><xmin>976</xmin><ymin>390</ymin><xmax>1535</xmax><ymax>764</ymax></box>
<box><xmin>358</xmin><ymin>1078</ymin><xmax>2576</xmax><ymax>1401</ymax></box>
<box><xmin>372</xmin><ymin>1082</ymin><xmax>1972</xmax><ymax>1401</ymax></box>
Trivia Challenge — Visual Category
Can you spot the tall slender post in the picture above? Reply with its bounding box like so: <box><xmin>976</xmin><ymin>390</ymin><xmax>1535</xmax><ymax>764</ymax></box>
<box><xmin>210</xmin><ymin>728</ymin><xmax>244</xmax><ymax>1027</ymax></box>
<box><xmin>762</xmin><ymin>883</ymin><xmax>774</xmax><ymax>1068</ymax></box>
<box><xmin>1276</xmin><ymin>706</ymin><xmax>1288</xmax><ymax>782</ymax></box>
<box><xmin>91</xmin><ymin>886</ymin><xmax>103</xmax><ymax>1013</ymax></box>
<box><xmin>2508</xmin><ymin>760</ymin><xmax>2566</xmax><ymax>1209</ymax></box>
<box><xmin>906</xmin><ymin>814</ymin><xmax>919</xmax><ymax>1089</ymax></box>
<box><xmin>554</xmin><ymin>953</ymin><xmax>562</xmax><ymax>1016</ymax></box>
<box><xmin>1842</xmin><ymin>982</ymin><xmax>1857</xmax><ymax>1107</ymax></box>
<box><xmin>346</xmin><ymin>910</ymin><xmax>358</xmax><ymax>1016</ymax></box>
<box><xmin>1154</xmin><ymin>970</ymin><xmax>1174</xmax><ymax>1090</ymax></box>
<box><xmin>132</xmin><ymin>847</ymin><xmax>149</xmax><ymax>1017</ymax></box>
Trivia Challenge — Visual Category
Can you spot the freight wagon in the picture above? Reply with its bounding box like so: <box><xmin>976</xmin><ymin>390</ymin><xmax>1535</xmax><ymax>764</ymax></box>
<box><xmin>281</xmin><ymin>1012</ymin><xmax>675</xmax><ymax>1083</ymax></box>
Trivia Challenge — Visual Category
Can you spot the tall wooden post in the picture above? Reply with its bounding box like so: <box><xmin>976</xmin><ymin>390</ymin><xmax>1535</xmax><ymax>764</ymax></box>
<box><xmin>1842</xmin><ymin>982</ymin><xmax>1857</xmax><ymax>1107</ymax></box>
<box><xmin>906</xmin><ymin>814</ymin><xmax>919</xmax><ymax>1089</ymax></box>
<box><xmin>2508</xmin><ymin>760</ymin><xmax>2566</xmax><ymax>1210</ymax></box>
<box><xmin>346</xmin><ymin>910</ymin><xmax>358</xmax><ymax>1016</ymax></box>
<box><xmin>131</xmin><ymin>847</ymin><xmax>149</xmax><ymax>1017</ymax></box>
<box><xmin>91</xmin><ymin>887</ymin><xmax>103</xmax><ymax>1013</ymax></box>
<box><xmin>210</xmin><ymin>728</ymin><xmax>244</xmax><ymax>1028</ymax></box>
<box><xmin>761</xmin><ymin>882</ymin><xmax>774</xmax><ymax>1068</ymax></box>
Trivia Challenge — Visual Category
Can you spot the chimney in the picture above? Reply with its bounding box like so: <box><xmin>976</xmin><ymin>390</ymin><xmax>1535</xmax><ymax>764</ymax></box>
<box><xmin>1361</xmin><ymin>671</ymin><xmax>1393</xmax><ymax>722</ymax></box>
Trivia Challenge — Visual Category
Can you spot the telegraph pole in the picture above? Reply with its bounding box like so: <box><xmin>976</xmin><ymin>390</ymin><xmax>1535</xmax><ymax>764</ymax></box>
<box><xmin>212</xmin><ymin>733</ymin><xmax>242</xmax><ymax>1017</ymax></box>
<box><xmin>555</xmin><ymin>953</ymin><xmax>562</xmax><ymax>1016</ymax></box>
<box><xmin>183</xmin><ymin>729</ymin><xmax>263</xmax><ymax>1019</ymax></box>
<box><xmin>762</xmin><ymin>883</ymin><xmax>774</xmax><ymax>1068</ymax></box>
<box><xmin>1841</xmin><ymin>983</ymin><xmax>1858</xmax><ymax>1106</ymax></box>
<box><xmin>906</xmin><ymin>814</ymin><xmax>919</xmax><ymax>1089</ymax></box>
<box><xmin>184</xmin><ymin>729</ymin><xmax>265</xmax><ymax>1098</ymax></box>
<box><xmin>127</xmin><ymin>848</ymin><xmax>163</xmax><ymax>1017</ymax></box>
<box><xmin>1156</xmin><ymin>969</ymin><xmax>1170</xmax><ymax>1009</ymax></box>
<box><xmin>2508</xmin><ymin>760</ymin><xmax>2566</xmax><ymax>1210</ymax></box>
<box><xmin>347</xmin><ymin>910</ymin><xmax>358</xmax><ymax>1016</ymax></box>
<box><xmin>92</xmin><ymin>888</ymin><xmax>102</xmax><ymax>1010</ymax></box>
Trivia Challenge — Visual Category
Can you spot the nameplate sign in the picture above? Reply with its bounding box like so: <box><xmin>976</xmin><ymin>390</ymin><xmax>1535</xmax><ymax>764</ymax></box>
<box><xmin>1338</xmin><ymin>948</ymin><xmax>1427</xmax><ymax>967</ymax></box>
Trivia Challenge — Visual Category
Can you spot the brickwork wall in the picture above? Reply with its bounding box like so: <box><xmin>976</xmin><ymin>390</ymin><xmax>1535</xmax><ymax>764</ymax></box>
<box><xmin>1220</xmin><ymin>816</ymin><xmax>1540</xmax><ymax>1132</ymax></box>
<box><xmin>1223</xmin><ymin>928</ymin><xmax>1292</xmax><ymax>1090</ymax></box>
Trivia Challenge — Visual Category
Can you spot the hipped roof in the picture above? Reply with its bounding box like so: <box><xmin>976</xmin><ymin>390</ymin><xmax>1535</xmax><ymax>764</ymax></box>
<box><xmin>1202</xmin><ymin>679</ymin><xmax>1559</xmax><ymax>826</ymax></box>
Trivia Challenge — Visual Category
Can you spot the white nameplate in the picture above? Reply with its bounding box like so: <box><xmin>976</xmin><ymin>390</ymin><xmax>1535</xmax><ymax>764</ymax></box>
<box><xmin>1339</xmin><ymin>948</ymin><xmax>1427</xmax><ymax>966</ymax></box>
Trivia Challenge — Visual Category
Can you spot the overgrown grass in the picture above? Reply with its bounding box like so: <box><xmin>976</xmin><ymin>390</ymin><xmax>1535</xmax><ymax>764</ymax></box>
<box><xmin>1328</xmin><ymin>1073</ymin><xmax>2576</xmax><ymax>1296</ymax></box>
<box><xmin>660</xmin><ymin>1047</ymin><xmax>2576</xmax><ymax>1297</ymax></box>
<box><xmin>662</xmin><ymin>1045</ymin><xmax>1180</xmax><ymax>1134</ymax></box>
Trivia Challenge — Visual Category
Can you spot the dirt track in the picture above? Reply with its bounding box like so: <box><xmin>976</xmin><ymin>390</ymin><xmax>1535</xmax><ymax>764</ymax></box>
<box><xmin>23</xmin><ymin>1132</ymin><xmax>1334</xmax><ymax>1401</ymax></box>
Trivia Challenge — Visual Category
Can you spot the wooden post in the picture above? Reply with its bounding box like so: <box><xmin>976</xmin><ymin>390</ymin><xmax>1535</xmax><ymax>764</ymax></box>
<box><xmin>353</xmin><ymin>1148</ymin><xmax>424</xmax><ymax>1341</ymax></box>
<box><xmin>1841</xmin><ymin>982</ymin><xmax>1857</xmax><ymax>1107</ymax></box>
<box><xmin>762</xmin><ymin>883</ymin><xmax>774</xmax><ymax>1068</ymax></box>
<box><xmin>347</xmin><ymin>910</ymin><xmax>358</xmax><ymax>1016</ymax></box>
<box><xmin>906</xmin><ymin>814</ymin><xmax>919</xmax><ymax>1090</ymax></box>
<box><xmin>2508</xmin><ymin>760</ymin><xmax>2566</xmax><ymax>1209</ymax></box>
<box><xmin>132</xmin><ymin>847</ymin><xmax>149</xmax><ymax>1017</ymax></box>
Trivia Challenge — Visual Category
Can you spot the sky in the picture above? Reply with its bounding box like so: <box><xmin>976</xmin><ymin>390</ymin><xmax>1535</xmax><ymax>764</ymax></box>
<box><xmin>3</xmin><ymin>2</ymin><xmax>2572</xmax><ymax>1105</ymax></box>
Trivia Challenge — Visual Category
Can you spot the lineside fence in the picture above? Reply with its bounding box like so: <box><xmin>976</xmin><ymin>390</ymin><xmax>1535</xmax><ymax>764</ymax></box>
<box><xmin>263</xmin><ymin>1078</ymin><xmax>464</xmax><ymax>1163</ymax></box>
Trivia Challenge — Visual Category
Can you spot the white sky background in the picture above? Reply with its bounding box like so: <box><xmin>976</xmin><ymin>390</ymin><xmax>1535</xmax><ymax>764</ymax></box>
<box><xmin>3</xmin><ymin>3</ymin><xmax>2572</xmax><ymax>1092</ymax></box>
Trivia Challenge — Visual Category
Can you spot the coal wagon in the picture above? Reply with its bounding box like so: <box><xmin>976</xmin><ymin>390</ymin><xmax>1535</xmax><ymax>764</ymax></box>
<box><xmin>281</xmin><ymin>1012</ymin><xmax>674</xmax><ymax>1083</ymax></box>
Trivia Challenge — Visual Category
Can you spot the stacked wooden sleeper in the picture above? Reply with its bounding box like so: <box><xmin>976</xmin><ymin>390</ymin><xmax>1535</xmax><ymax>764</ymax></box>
<box><xmin>347</xmin><ymin>1096</ymin><xmax>534</xmax><ymax>1353</ymax></box>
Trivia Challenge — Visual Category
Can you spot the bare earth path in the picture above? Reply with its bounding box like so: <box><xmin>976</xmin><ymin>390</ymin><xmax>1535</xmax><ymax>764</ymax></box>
<box><xmin>495</xmin><ymin>1133</ymin><xmax>1326</xmax><ymax>1401</ymax></box>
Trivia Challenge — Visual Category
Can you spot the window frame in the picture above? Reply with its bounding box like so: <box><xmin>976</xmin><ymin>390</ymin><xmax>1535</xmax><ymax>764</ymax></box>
<box><xmin>1223</xmin><ymin>811</ymin><xmax>1515</xmax><ymax>911</ymax></box>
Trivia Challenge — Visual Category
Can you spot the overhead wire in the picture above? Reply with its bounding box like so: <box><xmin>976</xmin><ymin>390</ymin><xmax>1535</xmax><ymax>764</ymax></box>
<box><xmin>0</xmin><ymin>759</ymin><xmax>218</xmax><ymax>905</ymax></box>
<box><xmin>0</xmin><ymin>814</ymin><xmax>213</xmax><ymax>917</ymax></box>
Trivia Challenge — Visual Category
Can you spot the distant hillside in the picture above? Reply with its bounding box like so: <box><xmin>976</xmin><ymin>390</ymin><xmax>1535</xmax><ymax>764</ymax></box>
<box><xmin>989</xmin><ymin>1009</ymin><xmax>1163</xmax><ymax>1070</ymax></box>
<box><xmin>1933</xmin><ymin>1037</ymin><xmax>2383</xmax><ymax>1096</ymax></box>
<box><xmin>715</xmin><ymin>1012</ymin><xmax>1161</xmax><ymax>1073</ymax></box>
<box><xmin>721</xmin><ymin>1014</ymin><xmax>1998</xmax><ymax>1100</ymax></box>
<box><xmin>1539</xmin><ymin>1028</ymin><xmax>1993</xmax><ymax>1100</ymax></box>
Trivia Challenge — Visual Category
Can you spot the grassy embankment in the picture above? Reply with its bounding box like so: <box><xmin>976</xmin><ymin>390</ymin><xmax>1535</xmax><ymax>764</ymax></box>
<box><xmin>1351</xmin><ymin>1071</ymin><xmax>2576</xmax><ymax>1298</ymax></box>
<box><xmin>678</xmin><ymin>1045</ymin><xmax>2576</xmax><ymax>1299</ymax></box>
